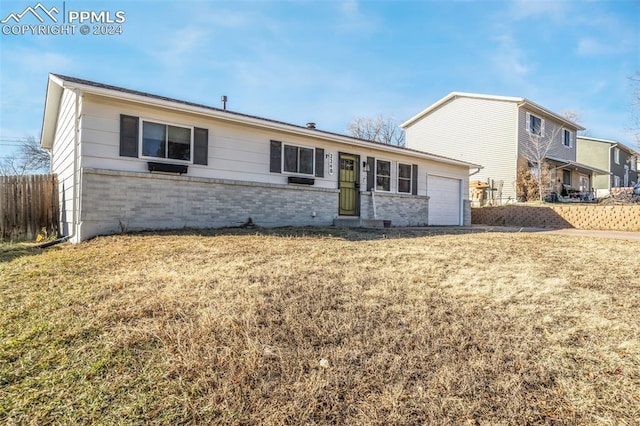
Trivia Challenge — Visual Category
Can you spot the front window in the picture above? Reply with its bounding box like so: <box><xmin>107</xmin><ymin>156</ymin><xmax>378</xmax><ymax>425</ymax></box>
<box><xmin>142</xmin><ymin>120</ymin><xmax>191</xmax><ymax>161</ymax></box>
<box><xmin>376</xmin><ymin>160</ymin><xmax>391</xmax><ymax>191</ymax></box>
<box><xmin>563</xmin><ymin>129</ymin><xmax>572</xmax><ymax>147</ymax></box>
<box><xmin>528</xmin><ymin>113</ymin><xmax>543</xmax><ymax>136</ymax></box>
<box><xmin>398</xmin><ymin>163</ymin><xmax>412</xmax><ymax>193</ymax></box>
<box><xmin>284</xmin><ymin>144</ymin><xmax>314</xmax><ymax>175</ymax></box>
<box><xmin>613</xmin><ymin>147</ymin><xmax>620</xmax><ymax>165</ymax></box>
<box><xmin>563</xmin><ymin>169</ymin><xmax>571</xmax><ymax>186</ymax></box>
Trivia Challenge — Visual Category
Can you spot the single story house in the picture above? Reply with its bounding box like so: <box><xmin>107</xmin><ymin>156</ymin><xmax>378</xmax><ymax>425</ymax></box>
<box><xmin>41</xmin><ymin>74</ymin><xmax>480</xmax><ymax>243</ymax></box>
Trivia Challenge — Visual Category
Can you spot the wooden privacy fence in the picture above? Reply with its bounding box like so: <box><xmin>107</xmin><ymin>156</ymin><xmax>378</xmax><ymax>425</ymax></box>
<box><xmin>0</xmin><ymin>174</ymin><xmax>60</xmax><ymax>241</ymax></box>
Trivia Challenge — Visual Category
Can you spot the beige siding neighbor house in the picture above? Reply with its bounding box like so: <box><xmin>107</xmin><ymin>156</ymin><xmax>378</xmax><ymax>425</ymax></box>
<box><xmin>577</xmin><ymin>136</ymin><xmax>639</xmax><ymax>196</ymax></box>
<box><xmin>41</xmin><ymin>74</ymin><xmax>480</xmax><ymax>242</ymax></box>
<box><xmin>401</xmin><ymin>92</ymin><xmax>607</xmax><ymax>203</ymax></box>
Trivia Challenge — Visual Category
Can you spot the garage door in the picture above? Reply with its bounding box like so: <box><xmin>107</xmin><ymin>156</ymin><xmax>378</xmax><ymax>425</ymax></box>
<box><xmin>427</xmin><ymin>175</ymin><xmax>461</xmax><ymax>225</ymax></box>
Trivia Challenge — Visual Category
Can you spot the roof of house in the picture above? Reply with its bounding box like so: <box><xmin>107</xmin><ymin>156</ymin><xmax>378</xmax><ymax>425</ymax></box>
<box><xmin>401</xmin><ymin>91</ymin><xmax>586</xmax><ymax>131</ymax></box>
<box><xmin>40</xmin><ymin>73</ymin><xmax>481</xmax><ymax>169</ymax></box>
<box><xmin>577</xmin><ymin>135</ymin><xmax>639</xmax><ymax>156</ymax></box>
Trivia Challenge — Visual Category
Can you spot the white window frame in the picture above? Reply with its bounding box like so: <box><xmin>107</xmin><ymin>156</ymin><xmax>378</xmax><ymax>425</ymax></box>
<box><xmin>139</xmin><ymin>118</ymin><xmax>194</xmax><ymax>163</ymax></box>
<box><xmin>613</xmin><ymin>147</ymin><xmax>620</xmax><ymax>165</ymax></box>
<box><xmin>397</xmin><ymin>163</ymin><xmax>412</xmax><ymax>194</ymax></box>
<box><xmin>282</xmin><ymin>143</ymin><xmax>315</xmax><ymax>176</ymax></box>
<box><xmin>631</xmin><ymin>157</ymin><xmax>637</xmax><ymax>172</ymax></box>
<box><xmin>562</xmin><ymin>129</ymin><xmax>573</xmax><ymax>148</ymax></box>
<box><xmin>613</xmin><ymin>175</ymin><xmax>621</xmax><ymax>187</ymax></box>
<box><xmin>375</xmin><ymin>159</ymin><xmax>392</xmax><ymax>192</ymax></box>
<box><xmin>526</xmin><ymin>112</ymin><xmax>544</xmax><ymax>136</ymax></box>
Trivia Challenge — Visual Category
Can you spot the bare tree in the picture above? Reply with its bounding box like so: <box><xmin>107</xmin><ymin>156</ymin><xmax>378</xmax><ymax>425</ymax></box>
<box><xmin>520</xmin><ymin>126</ymin><xmax>562</xmax><ymax>202</ymax></box>
<box><xmin>0</xmin><ymin>136</ymin><xmax>50</xmax><ymax>176</ymax></box>
<box><xmin>562</xmin><ymin>110</ymin><xmax>588</xmax><ymax>136</ymax></box>
<box><xmin>347</xmin><ymin>115</ymin><xmax>405</xmax><ymax>146</ymax></box>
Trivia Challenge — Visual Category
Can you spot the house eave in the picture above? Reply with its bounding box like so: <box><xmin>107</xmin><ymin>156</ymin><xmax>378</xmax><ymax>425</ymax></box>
<box><xmin>401</xmin><ymin>91</ymin><xmax>585</xmax><ymax>132</ymax></box>
<box><xmin>53</xmin><ymin>75</ymin><xmax>480</xmax><ymax>169</ymax></box>
<box><xmin>546</xmin><ymin>156</ymin><xmax>610</xmax><ymax>175</ymax></box>
<box><xmin>40</xmin><ymin>74</ymin><xmax>65</xmax><ymax>149</ymax></box>
<box><xmin>577</xmin><ymin>136</ymin><xmax>639</xmax><ymax>156</ymax></box>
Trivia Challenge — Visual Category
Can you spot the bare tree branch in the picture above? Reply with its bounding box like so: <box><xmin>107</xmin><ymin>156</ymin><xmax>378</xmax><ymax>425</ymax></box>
<box><xmin>520</xmin><ymin>127</ymin><xmax>562</xmax><ymax>202</ymax></box>
<box><xmin>0</xmin><ymin>136</ymin><xmax>50</xmax><ymax>176</ymax></box>
<box><xmin>347</xmin><ymin>115</ymin><xmax>405</xmax><ymax>146</ymax></box>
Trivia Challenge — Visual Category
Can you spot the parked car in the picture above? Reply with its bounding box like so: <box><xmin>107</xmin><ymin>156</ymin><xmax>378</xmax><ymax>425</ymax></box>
<box><xmin>634</xmin><ymin>182</ymin><xmax>640</xmax><ymax>195</ymax></box>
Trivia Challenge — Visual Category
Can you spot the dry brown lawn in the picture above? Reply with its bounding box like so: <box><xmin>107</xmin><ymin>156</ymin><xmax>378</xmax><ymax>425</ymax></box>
<box><xmin>1</xmin><ymin>227</ymin><xmax>639</xmax><ymax>425</ymax></box>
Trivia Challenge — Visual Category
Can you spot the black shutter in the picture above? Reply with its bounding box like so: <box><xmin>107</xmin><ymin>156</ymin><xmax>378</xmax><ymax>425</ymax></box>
<box><xmin>411</xmin><ymin>164</ymin><xmax>418</xmax><ymax>195</ymax></box>
<box><xmin>193</xmin><ymin>127</ymin><xmax>208</xmax><ymax>165</ymax></box>
<box><xmin>315</xmin><ymin>148</ymin><xmax>324</xmax><ymax>177</ymax></box>
<box><xmin>120</xmin><ymin>115</ymin><xmax>139</xmax><ymax>157</ymax></box>
<box><xmin>366</xmin><ymin>156</ymin><xmax>375</xmax><ymax>191</ymax></box>
<box><xmin>270</xmin><ymin>140</ymin><xmax>282</xmax><ymax>173</ymax></box>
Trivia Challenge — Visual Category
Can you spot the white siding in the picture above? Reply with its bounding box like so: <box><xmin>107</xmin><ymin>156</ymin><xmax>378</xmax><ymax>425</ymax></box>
<box><xmin>77</xmin><ymin>94</ymin><xmax>470</xmax><ymax>200</ymax></box>
<box><xmin>404</xmin><ymin>97</ymin><xmax>519</xmax><ymax>201</ymax></box>
<box><xmin>50</xmin><ymin>89</ymin><xmax>77</xmax><ymax>237</ymax></box>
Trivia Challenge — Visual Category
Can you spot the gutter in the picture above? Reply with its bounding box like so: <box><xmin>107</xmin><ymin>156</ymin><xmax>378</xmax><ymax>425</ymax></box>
<box><xmin>469</xmin><ymin>166</ymin><xmax>483</xmax><ymax>177</ymax></box>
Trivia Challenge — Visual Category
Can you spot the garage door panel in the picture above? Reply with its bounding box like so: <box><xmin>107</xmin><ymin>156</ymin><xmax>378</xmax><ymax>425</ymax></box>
<box><xmin>427</xmin><ymin>176</ymin><xmax>461</xmax><ymax>226</ymax></box>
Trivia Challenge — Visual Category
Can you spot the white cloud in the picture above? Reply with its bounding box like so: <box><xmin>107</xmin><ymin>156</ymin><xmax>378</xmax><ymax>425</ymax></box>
<box><xmin>576</xmin><ymin>38</ymin><xmax>605</xmax><ymax>56</ymax></box>
<box><xmin>507</xmin><ymin>0</ymin><xmax>569</xmax><ymax>21</ymax></box>
<box><xmin>490</xmin><ymin>33</ymin><xmax>533</xmax><ymax>81</ymax></box>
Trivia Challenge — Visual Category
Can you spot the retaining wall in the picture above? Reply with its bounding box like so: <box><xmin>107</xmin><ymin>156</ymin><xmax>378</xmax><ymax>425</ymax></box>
<box><xmin>472</xmin><ymin>204</ymin><xmax>640</xmax><ymax>231</ymax></box>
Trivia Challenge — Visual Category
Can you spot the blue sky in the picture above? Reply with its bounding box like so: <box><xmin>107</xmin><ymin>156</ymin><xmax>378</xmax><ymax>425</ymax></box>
<box><xmin>1</xmin><ymin>0</ymin><xmax>639</xmax><ymax>159</ymax></box>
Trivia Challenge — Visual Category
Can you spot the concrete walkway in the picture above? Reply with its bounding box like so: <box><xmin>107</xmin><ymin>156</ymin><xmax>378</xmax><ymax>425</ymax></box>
<box><xmin>471</xmin><ymin>225</ymin><xmax>640</xmax><ymax>242</ymax></box>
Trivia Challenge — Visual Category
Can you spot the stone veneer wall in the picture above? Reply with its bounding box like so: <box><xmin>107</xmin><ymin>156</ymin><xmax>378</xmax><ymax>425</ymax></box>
<box><xmin>78</xmin><ymin>168</ymin><xmax>339</xmax><ymax>241</ymax></box>
<box><xmin>472</xmin><ymin>205</ymin><xmax>640</xmax><ymax>231</ymax></box>
<box><xmin>360</xmin><ymin>192</ymin><xmax>429</xmax><ymax>226</ymax></box>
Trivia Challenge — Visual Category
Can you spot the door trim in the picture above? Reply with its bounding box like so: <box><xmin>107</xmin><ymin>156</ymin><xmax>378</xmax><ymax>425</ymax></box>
<box><xmin>338</xmin><ymin>152</ymin><xmax>360</xmax><ymax>216</ymax></box>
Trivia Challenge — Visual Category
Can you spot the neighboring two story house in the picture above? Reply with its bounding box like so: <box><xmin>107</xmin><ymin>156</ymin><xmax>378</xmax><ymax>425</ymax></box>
<box><xmin>576</xmin><ymin>136</ymin><xmax>638</xmax><ymax>196</ymax></box>
<box><xmin>401</xmin><ymin>92</ymin><xmax>608</xmax><ymax>203</ymax></box>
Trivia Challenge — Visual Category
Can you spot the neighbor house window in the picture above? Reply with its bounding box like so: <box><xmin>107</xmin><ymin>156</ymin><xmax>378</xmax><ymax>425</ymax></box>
<box><xmin>142</xmin><ymin>120</ymin><xmax>191</xmax><ymax>161</ymax></box>
<box><xmin>631</xmin><ymin>158</ymin><xmax>637</xmax><ymax>172</ymax></box>
<box><xmin>563</xmin><ymin>129</ymin><xmax>572</xmax><ymax>147</ymax></box>
<box><xmin>376</xmin><ymin>159</ymin><xmax>391</xmax><ymax>191</ymax></box>
<box><xmin>563</xmin><ymin>169</ymin><xmax>571</xmax><ymax>186</ymax></box>
<box><xmin>527</xmin><ymin>113</ymin><xmax>543</xmax><ymax>136</ymax></box>
<box><xmin>613</xmin><ymin>175</ymin><xmax>621</xmax><ymax>187</ymax></box>
<box><xmin>283</xmin><ymin>144</ymin><xmax>314</xmax><ymax>175</ymax></box>
<box><xmin>613</xmin><ymin>147</ymin><xmax>620</xmax><ymax>164</ymax></box>
<box><xmin>398</xmin><ymin>163</ymin><xmax>412</xmax><ymax>193</ymax></box>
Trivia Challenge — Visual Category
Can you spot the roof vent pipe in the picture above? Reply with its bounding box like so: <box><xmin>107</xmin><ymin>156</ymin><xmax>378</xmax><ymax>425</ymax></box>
<box><xmin>221</xmin><ymin>95</ymin><xmax>227</xmax><ymax>110</ymax></box>
<box><xmin>306</xmin><ymin>122</ymin><xmax>316</xmax><ymax>129</ymax></box>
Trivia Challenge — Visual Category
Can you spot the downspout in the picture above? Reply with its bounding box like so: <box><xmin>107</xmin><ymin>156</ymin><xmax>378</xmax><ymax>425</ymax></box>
<box><xmin>469</xmin><ymin>166</ymin><xmax>482</xmax><ymax>177</ymax></box>
<box><xmin>608</xmin><ymin>144</ymin><xmax>617</xmax><ymax>189</ymax></box>
<box><xmin>72</xmin><ymin>88</ymin><xmax>82</xmax><ymax>243</ymax></box>
<box><xmin>372</xmin><ymin>187</ymin><xmax>377</xmax><ymax>219</ymax></box>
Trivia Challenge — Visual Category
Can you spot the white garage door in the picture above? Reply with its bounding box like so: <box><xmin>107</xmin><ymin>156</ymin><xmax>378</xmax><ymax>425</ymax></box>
<box><xmin>427</xmin><ymin>175</ymin><xmax>461</xmax><ymax>226</ymax></box>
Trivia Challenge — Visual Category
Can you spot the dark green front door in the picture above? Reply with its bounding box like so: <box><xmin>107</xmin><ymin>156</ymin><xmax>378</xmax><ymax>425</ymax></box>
<box><xmin>339</xmin><ymin>153</ymin><xmax>359</xmax><ymax>216</ymax></box>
